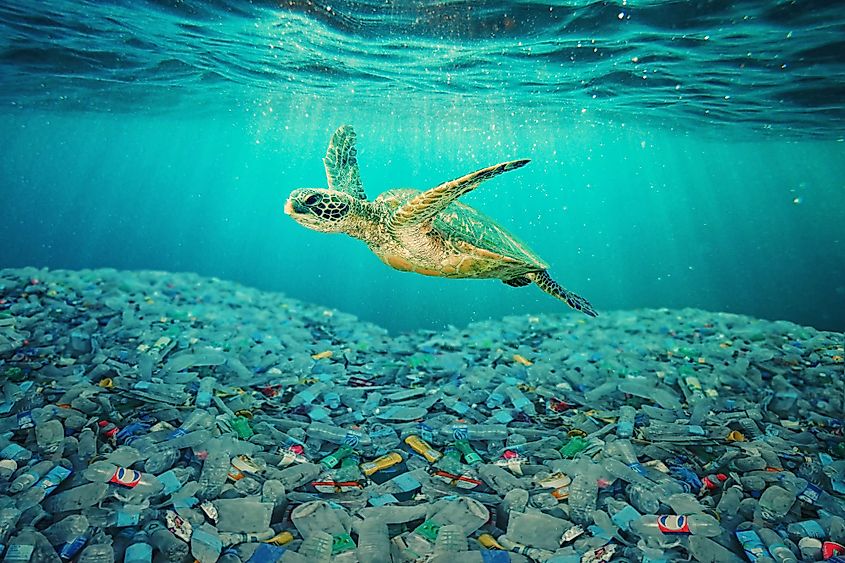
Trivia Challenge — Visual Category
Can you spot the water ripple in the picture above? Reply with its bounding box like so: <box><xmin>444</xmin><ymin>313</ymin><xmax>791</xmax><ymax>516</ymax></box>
<box><xmin>0</xmin><ymin>0</ymin><xmax>843</xmax><ymax>137</ymax></box>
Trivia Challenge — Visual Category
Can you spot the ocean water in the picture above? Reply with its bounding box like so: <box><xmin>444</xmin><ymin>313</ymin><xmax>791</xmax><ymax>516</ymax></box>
<box><xmin>1</xmin><ymin>0</ymin><xmax>844</xmax><ymax>334</ymax></box>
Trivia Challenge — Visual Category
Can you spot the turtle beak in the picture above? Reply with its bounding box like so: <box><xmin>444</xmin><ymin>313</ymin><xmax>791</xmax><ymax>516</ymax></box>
<box><xmin>284</xmin><ymin>198</ymin><xmax>294</xmax><ymax>216</ymax></box>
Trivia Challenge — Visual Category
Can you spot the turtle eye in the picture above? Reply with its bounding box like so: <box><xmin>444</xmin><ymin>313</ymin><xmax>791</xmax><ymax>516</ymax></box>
<box><xmin>304</xmin><ymin>194</ymin><xmax>320</xmax><ymax>206</ymax></box>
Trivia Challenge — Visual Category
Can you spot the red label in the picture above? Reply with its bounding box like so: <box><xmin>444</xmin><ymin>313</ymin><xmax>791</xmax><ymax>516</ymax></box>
<box><xmin>109</xmin><ymin>467</ymin><xmax>142</xmax><ymax>488</ymax></box>
<box><xmin>823</xmin><ymin>542</ymin><xmax>845</xmax><ymax>559</ymax></box>
<box><xmin>657</xmin><ymin>515</ymin><xmax>690</xmax><ymax>533</ymax></box>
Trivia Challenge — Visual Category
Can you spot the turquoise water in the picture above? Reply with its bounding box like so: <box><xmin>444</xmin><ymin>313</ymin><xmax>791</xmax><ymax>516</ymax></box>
<box><xmin>1</xmin><ymin>0</ymin><xmax>843</xmax><ymax>333</ymax></box>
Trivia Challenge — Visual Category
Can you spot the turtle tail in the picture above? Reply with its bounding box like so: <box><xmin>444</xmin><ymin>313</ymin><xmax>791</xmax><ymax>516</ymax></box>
<box><xmin>527</xmin><ymin>271</ymin><xmax>597</xmax><ymax>317</ymax></box>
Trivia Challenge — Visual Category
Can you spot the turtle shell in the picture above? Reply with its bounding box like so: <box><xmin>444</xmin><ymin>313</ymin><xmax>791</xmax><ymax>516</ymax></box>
<box><xmin>378</xmin><ymin>189</ymin><xmax>548</xmax><ymax>271</ymax></box>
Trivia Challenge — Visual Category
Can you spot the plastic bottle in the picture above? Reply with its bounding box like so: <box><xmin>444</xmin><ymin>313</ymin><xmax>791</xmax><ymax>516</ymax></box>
<box><xmin>440</xmin><ymin>396</ymin><xmax>485</xmax><ymax>422</ymax></box>
<box><xmin>290</xmin><ymin>382</ymin><xmax>328</xmax><ymax>408</ymax></box>
<box><xmin>485</xmin><ymin>383</ymin><xmax>509</xmax><ymax>409</ymax></box>
<box><xmin>143</xmin><ymin>446</ymin><xmax>180</xmax><ymax>474</ymax></box>
<box><xmin>433</xmin><ymin>524</ymin><xmax>466</xmax><ymax>553</ymax></box>
<box><xmin>631</xmin><ymin>513</ymin><xmax>722</xmax><ymax>537</ymax></box>
<box><xmin>625</xmin><ymin>484</ymin><xmax>663</xmax><ymax>515</ymax></box>
<box><xmin>688</xmin><ymin>536</ymin><xmax>745</xmax><ymax>563</ymax></box>
<box><xmin>306</xmin><ymin>422</ymin><xmax>369</xmax><ymax>447</ymax></box>
<box><xmin>438</xmin><ymin>424</ymin><xmax>508</xmax><ymax>442</ymax></box>
<box><xmin>42</xmin><ymin>514</ymin><xmax>89</xmax><ymax>546</ymax></box>
<box><xmin>197</xmin><ymin>447</ymin><xmax>231</xmax><ymax>499</ymax></box>
<box><xmin>361</xmin><ymin>392</ymin><xmax>382</xmax><ymax>416</ymax></box>
<box><xmin>297</xmin><ymin>530</ymin><xmax>333</xmax><ymax>561</ymax></box>
<box><xmin>82</xmin><ymin>462</ymin><xmax>163</xmax><ymax>497</ymax></box>
<box><xmin>0</xmin><ymin>507</ymin><xmax>22</xmax><ymax>547</ymax></box>
<box><xmin>4</xmin><ymin>527</ymin><xmax>59</xmax><ymax>563</ymax></box>
<box><xmin>15</xmin><ymin>464</ymin><xmax>73</xmax><ymax>511</ymax></box>
<box><xmin>196</xmin><ymin>377</ymin><xmax>216</xmax><ymax>408</ymax></box>
<box><xmin>157</xmin><ymin>466</ymin><xmax>195</xmax><ymax>496</ymax></box>
<box><xmin>76</xmin><ymin>538</ymin><xmax>114</xmax><ymax>563</ymax></box>
<box><xmin>9</xmin><ymin>461</ymin><xmax>55</xmax><ymax>494</ymax></box>
<box><xmin>76</xmin><ymin>429</ymin><xmax>96</xmax><ymax>462</ymax></box>
<box><xmin>123</xmin><ymin>530</ymin><xmax>152</xmax><ymax>563</ymax></box>
<box><xmin>168</xmin><ymin>409</ymin><xmax>215</xmax><ymax>440</ymax></box>
<box><xmin>191</xmin><ymin>523</ymin><xmax>222</xmax><ymax>563</ymax></box>
<box><xmin>35</xmin><ymin>419</ymin><xmax>65</xmax><ymax>455</ymax></box>
<box><xmin>147</xmin><ymin>522</ymin><xmax>189</xmax><ymax>562</ymax></box>
<box><xmin>758</xmin><ymin>527</ymin><xmax>799</xmax><ymax>563</ymax></box>
<box><xmin>616</xmin><ymin>405</ymin><xmax>636</xmax><ymax>438</ymax></box>
<box><xmin>605</xmin><ymin>497</ymin><xmax>642</xmax><ymax>531</ymax></box>
<box><xmin>356</xmin><ymin>519</ymin><xmax>391</xmax><ymax>563</ymax></box>
<box><xmin>42</xmin><ymin>483</ymin><xmax>109</xmax><ymax>513</ymax></box>
<box><xmin>567</xmin><ymin>464</ymin><xmax>599</xmax><ymax>525</ymax></box>
<box><xmin>755</xmin><ymin>485</ymin><xmax>797</xmax><ymax>522</ymax></box>
<box><xmin>0</xmin><ymin>437</ymin><xmax>32</xmax><ymax>464</ymax></box>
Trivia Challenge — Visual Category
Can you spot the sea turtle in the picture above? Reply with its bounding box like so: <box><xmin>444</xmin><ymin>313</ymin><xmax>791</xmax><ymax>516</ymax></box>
<box><xmin>284</xmin><ymin>125</ymin><xmax>597</xmax><ymax>316</ymax></box>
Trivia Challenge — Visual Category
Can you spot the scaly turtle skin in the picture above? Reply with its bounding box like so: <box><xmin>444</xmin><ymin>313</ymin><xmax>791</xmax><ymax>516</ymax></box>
<box><xmin>284</xmin><ymin>125</ymin><xmax>597</xmax><ymax>316</ymax></box>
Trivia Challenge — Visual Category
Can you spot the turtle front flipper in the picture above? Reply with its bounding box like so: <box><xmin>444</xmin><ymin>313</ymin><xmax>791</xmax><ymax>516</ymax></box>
<box><xmin>390</xmin><ymin>159</ymin><xmax>529</xmax><ymax>230</ymax></box>
<box><xmin>324</xmin><ymin>125</ymin><xmax>367</xmax><ymax>200</ymax></box>
<box><xmin>527</xmin><ymin>271</ymin><xmax>597</xmax><ymax>317</ymax></box>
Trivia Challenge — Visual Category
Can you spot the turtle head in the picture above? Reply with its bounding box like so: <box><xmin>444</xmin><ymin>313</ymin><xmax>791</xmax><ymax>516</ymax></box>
<box><xmin>284</xmin><ymin>188</ymin><xmax>358</xmax><ymax>233</ymax></box>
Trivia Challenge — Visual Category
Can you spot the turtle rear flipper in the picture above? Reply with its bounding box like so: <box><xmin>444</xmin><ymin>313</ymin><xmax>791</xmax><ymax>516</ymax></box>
<box><xmin>527</xmin><ymin>271</ymin><xmax>597</xmax><ymax>317</ymax></box>
<box><xmin>390</xmin><ymin>159</ymin><xmax>529</xmax><ymax>230</ymax></box>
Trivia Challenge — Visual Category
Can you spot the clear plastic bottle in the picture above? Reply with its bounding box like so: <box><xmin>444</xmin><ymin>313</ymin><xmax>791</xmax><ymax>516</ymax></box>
<box><xmin>197</xmin><ymin>447</ymin><xmax>231</xmax><ymax>500</ymax></box>
<box><xmin>157</xmin><ymin>466</ymin><xmax>196</xmax><ymax>496</ymax></box>
<box><xmin>0</xmin><ymin>437</ymin><xmax>32</xmax><ymax>464</ymax></box>
<box><xmin>147</xmin><ymin>522</ymin><xmax>189</xmax><ymax>562</ymax></box>
<box><xmin>9</xmin><ymin>460</ymin><xmax>55</xmax><ymax>494</ymax></box>
<box><xmin>42</xmin><ymin>514</ymin><xmax>89</xmax><ymax>546</ymax></box>
<box><xmin>616</xmin><ymin>405</ymin><xmax>636</xmax><ymax>438</ymax></box>
<box><xmin>504</xmin><ymin>387</ymin><xmax>536</xmax><ymax>416</ymax></box>
<box><xmin>297</xmin><ymin>530</ymin><xmax>333</xmax><ymax>562</ymax></box>
<box><xmin>485</xmin><ymin>383</ymin><xmax>508</xmax><ymax>409</ymax></box>
<box><xmin>567</xmin><ymin>464</ymin><xmax>599</xmax><ymax>525</ymax></box>
<box><xmin>76</xmin><ymin>428</ymin><xmax>97</xmax><ymax>462</ymax></box>
<box><xmin>433</xmin><ymin>524</ymin><xmax>466</xmax><ymax>553</ymax></box>
<box><xmin>0</xmin><ymin>507</ymin><xmax>22</xmax><ymax>547</ymax></box>
<box><xmin>757</xmin><ymin>527</ymin><xmax>798</xmax><ymax>563</ymax></box>
<box><xmin>755</xmin><ymin>485</ymin><xmax>797</xmax><ymax>522</ymax></box>
<box><xmin>438</xmin><ymin>424</ymin><xmax>508</xmax><ymax>442</ymax></box>
<box><xmin>190</xmin><ymin>523</ymin><xmax>222</xmax><ymax>563</ymax></box>
<box><xmin>42</xmin><ymin>483</ymin><xmax>109</xmax><ymax>513</ymax></box>
<box><xmin>123</xmin><ymin>530</ymin><xmax>152</xmax><ymax>563</ymax></box>
<box><xmin>631</xmin><ymin>513</ymin><xmax>722</xmax><ymax>537</ymax></box>
<box><xmin>15</xmin><ymin>464</ymin><xmax>74</xmax><ymax>511</ymax></box>
<box><xmin>167</xmin><ymin>409</ymin><xmax>215</xmax><ymax>440</ymax></box>
<box><xmin>195</xmin><ymin>377</ymin><xmax>216</xmax><ymax>408</ymax></box>
<box><xmin>35</xmin><ymin>419</ymin><xmax>65</xmax><ymax>455</ymax></box>
<box><xmin>82</xmin><ymin>462</ymin><xmax>163</xmax><ymax>497</ymax></box>
<box><xmin>306</xmin><ymin>422</ymin><xmax>369</xmax><ymax>447</ymax></box>
<box><xmin>143</xmin><ymin>446</ymin><xmax>180</xmax><ymax>474</ymax></box>
<box><xmin>356</xmin><ymin>518</ymin><xmax>391</xmax><ymax>563</ymax></box>
<box><xmin>290</xmin><ymin>382</ymin><xmax>329</xmax><ymax>408</ymax></box>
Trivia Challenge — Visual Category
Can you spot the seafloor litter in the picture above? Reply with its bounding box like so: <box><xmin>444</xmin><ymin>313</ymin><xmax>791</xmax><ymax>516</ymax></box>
<box><xmin>0</xmin><ymin>267</ymin><xmax>843</xmax><ymax>562</ymax></box>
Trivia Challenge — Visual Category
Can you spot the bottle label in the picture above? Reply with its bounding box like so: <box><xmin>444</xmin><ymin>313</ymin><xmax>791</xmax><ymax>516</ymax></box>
<box><xmin>159</xmin><ymin>471</ymin><xmax>183</xmax><ymax>495</ymax></box>
<box><xmin>124</xmin><ymin>543</ymin><xmax>153</xmax><ymax>561</ymax></box>
<box><xmin>58</xmin><ymin>535</ymin><xmax>89</xmax><ymax>559</ymax></box>
<box><xmin>0</xmin><ymin>443</ymin><xmax>26</xmax><ymax>459</ymax></box>
<box><xmin>4</xmin><ymin>544</ymin><xmax>35</xmax><ymax>560</ymax></box>
<box><xmin>38</xmin><ymin>465</ymin><xmax>72</xmax><ymax>494</ymax></box>
<box><xmin>109</xmin><ymin>467</ymin><xmax>142</xmax><ymax>488</ymax></box>
<box><xmin>797</xmin><ymin>520</ymin><xmax>826</xmax><ymax>538</ymax></box>
<box><xmin>115</xmin><ymin>510</ymin><xmax>141</xmax><ymax>527</ymax></box>
<box><xmin>16</xmin><ymin>411</ymin><xmax>34</xmax><ymax>429</ymax></box>
<box><xmin>657</xmin><ymin>515</ymin><xmax>690</xmax><ymax>533</ymax></box>
<box><xmin>799</xmin><ymin>483</ymin><xmax>822</xmax><ymax>504</ymax></box>
<box><xmin>736</xmin><ymin>530</ymin><xmax>768</xmax><ymax>561</ymax></box>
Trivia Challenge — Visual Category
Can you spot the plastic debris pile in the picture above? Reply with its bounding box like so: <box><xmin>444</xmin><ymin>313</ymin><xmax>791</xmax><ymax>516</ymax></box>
<box><xmin>0</xmin><ymin>267</ymin><xmax>843</xmax><ymax>563</ymax></box>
